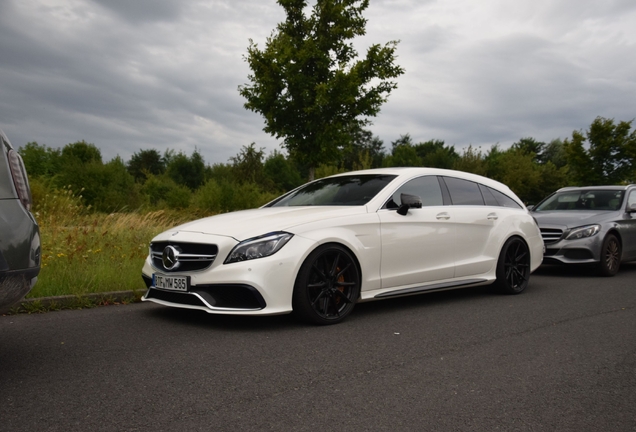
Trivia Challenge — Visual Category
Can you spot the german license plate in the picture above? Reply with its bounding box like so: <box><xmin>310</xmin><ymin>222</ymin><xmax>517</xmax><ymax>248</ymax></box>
<box><xmin>153</xmin><ymin>274</ymin><xmax>189</xmax><ymax>292</ymax></box>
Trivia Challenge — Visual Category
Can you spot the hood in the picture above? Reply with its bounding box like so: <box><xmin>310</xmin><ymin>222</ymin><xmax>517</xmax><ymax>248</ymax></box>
<box><xmin>167</xmin><ymin>206</ymin><xmax>369</xmax><ymax>240</ymax></box>
<box><xmin>532</xmin><ymin>210</ymin><xmax>619</xmax><ymax>229</ymax></box>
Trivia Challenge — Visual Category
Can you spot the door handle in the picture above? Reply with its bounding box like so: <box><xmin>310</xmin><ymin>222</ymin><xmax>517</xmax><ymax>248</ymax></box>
<box><xmin>436</xmin><ymin>212</ymin><xmax>450</xmax><ymax>220</ymax></box>
<box><xmin>487</xmin><ymin>212</ymin><xmax>498</xmax><ymax>220</ymax></box>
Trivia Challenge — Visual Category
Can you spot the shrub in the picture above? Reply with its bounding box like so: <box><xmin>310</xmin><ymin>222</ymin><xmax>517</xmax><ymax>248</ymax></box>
<box><xmin>141</xmin><ymin>174</ymin><xmax>191</xmax><ymax>209</ymax></box>
<box><xmin>192</xmin><ymin>179</ymin><xmax>277</xmax><ymax>213</ymax></box>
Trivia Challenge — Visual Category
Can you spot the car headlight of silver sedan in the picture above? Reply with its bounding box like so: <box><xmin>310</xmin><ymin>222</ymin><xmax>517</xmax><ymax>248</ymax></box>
<box><xmin>565</xmin><ymin>224</ymin><xmax>601</xmax><ymax>240</ymax></box>
<box><xmin>224</xmin><ymin>232</ymin><xmax>293</xmax><ymax>264</ymax></box>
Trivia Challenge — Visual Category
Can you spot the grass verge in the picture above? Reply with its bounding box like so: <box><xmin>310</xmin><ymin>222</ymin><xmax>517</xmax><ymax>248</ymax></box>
<box><xmin>27</xmin><ymin>187</ymin><xmax>196</xmax><ymax>300</ymax></box>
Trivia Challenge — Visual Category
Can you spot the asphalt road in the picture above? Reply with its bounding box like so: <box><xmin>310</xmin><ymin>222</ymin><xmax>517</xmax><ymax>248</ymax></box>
<box><xmin>1</xmin><ymin>264</ymin><xmax>635</xmax><ymax>432</ymax></box>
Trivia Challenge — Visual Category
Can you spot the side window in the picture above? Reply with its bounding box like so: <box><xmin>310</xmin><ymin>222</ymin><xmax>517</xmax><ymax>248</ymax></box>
<box><xmin>385</xmin><ymin>176</ymin><xmax>443</xmax><ymax>209</ymax></box>
<box><xmin>628</xmin><ymin>191</ymin><xmax>636</xmax><ymax>208</ymax></box>
<box><xmin>479</xmin><ymin>184</ymin><xmax>499</xmax><ymax>206</ymax></box>
<box><xmin>488</xmin><ymin>187</ymin><xmax>523</xmax><ymax>209</ymax></box>
<box><xmin>443</xmin><ymin>177</ymin><xmax>484</xmax><ymax>205</ymax></box>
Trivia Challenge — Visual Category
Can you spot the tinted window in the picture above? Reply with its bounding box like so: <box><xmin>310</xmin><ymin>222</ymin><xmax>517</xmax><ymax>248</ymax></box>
<box><xmin>269</xmin><ymin>174</ymin><xmax>396</xmax><ymax>207</ymax></box>
<box><xmin>385</xmin><ymin>176</ymin><xmax>443</xmax><ymax>209</ymax></box>
<box><xmin>479</xmin><ymin>184</ymin><xmax>499</xmax><ymax>206</ymax></box>
<box><xmin>443</xmin><ymin>177</ymin><xmax>484</xmax><ymax>205</ymax></box>
<box><xmin>489</xmin><ymin>188</ymin><xmax>522</xmax><ymax>209</ymax></box>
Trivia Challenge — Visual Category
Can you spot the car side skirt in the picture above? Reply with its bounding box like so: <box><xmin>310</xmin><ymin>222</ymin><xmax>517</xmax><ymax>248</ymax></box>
<box><xmin>370</xmin><ymin>278</ymin><xmax>490</xmax><ymax>300</ymax></box>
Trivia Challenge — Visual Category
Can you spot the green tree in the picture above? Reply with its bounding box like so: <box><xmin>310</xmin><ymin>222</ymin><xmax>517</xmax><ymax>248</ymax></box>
<box><xmin>488</xmin><ymin>149</ymin><xmax>542</xmax><ymax>204</ymax></box>
<box><xmin>206</xmin><ymin>162</ymin><xmax>236</xmax><ymax>184</ymax></box>
<box><xmin>383</xmin><ymin>134</ymin><xmax>420</xmax><ymax>167</ymax></box>
<box><xmin>54</xmin><ymin>141</ymin><xmax>104</xmax><ymax>208</ymax></box>
<box><xmin>192</xmin><ymin>179</ymin><xmax>276</xmax><ymax>213</ymax></box>
<box><xmin>230</xmin><ymin>143</ymin><xmax>267</xmax><ymax>185</ymax></box>
<box><xmin>18</xmin><ymin>142</ymin><xmax>62</xmax><ymax>178</ymax></box>
<box><xmin>166</xmin><ymin>150</ymin><xmax>206</xmax><ymax>190</ymax></box>
<box><xmin>141</xmin><ymin>174</ymin><xmax>191</xmax><ymax>209</ymax></box>
<box><xmin>542</xmin><ymin>139</ymin><xmax>567</xmax><ymax>169</ymax></box>
<box><xmin>564</xmin><ymin>117</ymin><xmax>636</xmax><ymax>185</ymax></box>
<box><xmin>484</xmin><ymin>145</ymin><xmax>506</xmax><ymax>179</ymax></box>
<box><xmin>390</xmin><ymin>134</ymin><xmax>414</xmax><ymax>150</ymax></box>
<box><xmin>414</xmin><ymin>139</ymin><xmax>458</xmax><ymax>169</ymax></box>
<box><xmin>239</xmin><ymin>0</ymin><xmax>404</xmax><ymax>180</ymax></box>
<box><xmin>127</xmin><ymin>149</ymin><xmax>165</xmax><ymax>183</ymax></box>
<box><xmin>453</xmin><ymin>145</ymin><xmax>486</xmax><ymax>176</ymax></box>
<box><xmin>341</xmin><ymin>128</ymin><xmax>385</xmax><ymax>170</ymax></box>
<box><xmin>511</xmin><ymin>137</ymin><xmax>546</xmax><ymax>164</ymax></box>
<box><xmin>61</xmin><ymin>140</ymin><xmax>102</xmax><ymax>164</ymax></box>
<box><xmin>263</xmin><ymin>151</ymin><xmax>303</xmax><ymax>192</ymax></box>
<box><xmin>55</xmin><ymin>154</ymin><xmax>140</xmax><ymax>212</ymax></box>
<box><xmin>535</xmin><ymin>161</ymin><xmax>568</xmax><ymax>203</ymax></box>
<box><xmin>385</xmin><ymin>145</ymin><xmax>420</xmax><ymax>167</ymax></box>
<box><xmin>97</xmin><ymin>157</ymin><xmax>141</xmax><ymax>211</ymax></box>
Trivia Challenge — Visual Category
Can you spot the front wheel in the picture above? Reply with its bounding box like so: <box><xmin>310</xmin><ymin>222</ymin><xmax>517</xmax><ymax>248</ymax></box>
<box><xmin>292</xmin><ymin>245</ymin><xmax>361</xmax><ymax>325</ymax></box>
<box><xmin>494</xmin><ymin>237</ymin><xmax>530</xmax><ymax>294</ymax></box>
<box><xmin>598</xmin><ymin>234</ymin><xmax>621</xmax><ymax>277</ymax></box>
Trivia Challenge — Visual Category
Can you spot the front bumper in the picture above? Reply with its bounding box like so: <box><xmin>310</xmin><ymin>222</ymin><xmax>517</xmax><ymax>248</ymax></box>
<box><xmin>542</xmin><ymin>234</ymin><xmax>603</xmax><ymax>265</ymax></box>
<box><xmin>141</xmin><ymin>232</ymin><xmax>316</xmax><ymax>315</ymax></box>
<box><xmin>142</xmin><ymin>276</ymin><xmax>266</xmax><ymax>310</ymax></box>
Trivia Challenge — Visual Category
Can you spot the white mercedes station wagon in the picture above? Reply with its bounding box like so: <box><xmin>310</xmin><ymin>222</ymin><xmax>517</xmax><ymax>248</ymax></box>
<box><xmin>141</xmin><ymin>168</ymin><xmax>543</xmax><ymax>324</ymax></box>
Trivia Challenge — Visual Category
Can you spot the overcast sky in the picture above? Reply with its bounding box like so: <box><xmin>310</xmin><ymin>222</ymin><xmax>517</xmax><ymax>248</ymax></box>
<box><xmin>1</xmin><ymin>0</ymin><xmax>635</xmax><ymax>166</ymax></box>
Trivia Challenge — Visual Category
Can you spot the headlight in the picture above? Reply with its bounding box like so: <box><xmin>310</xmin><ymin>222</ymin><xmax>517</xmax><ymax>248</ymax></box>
<box><xmin>224</xmin><ymin>232</ymin><xmax>293</xmax><ymax>264</ymax></box>
<box><xmin>565</xmin><ymin>224</ymin><xmax>600</xmax><ymax>240</ymax></box>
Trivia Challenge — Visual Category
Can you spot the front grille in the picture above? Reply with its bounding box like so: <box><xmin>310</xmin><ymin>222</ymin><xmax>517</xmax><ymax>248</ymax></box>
<box><xmin>150</xmin><ymin>241</ymin><xmax>218</xmax><ymax>272</ymax></box>
<box><xmin>540</xmin><ymin>228</ymin><xmax>564</xmax><ymax>245</ymax></box>
<box><xmin>146</xmin><ymin>285</ymin><xmax>266</xmax><ymax>310</ymax></box>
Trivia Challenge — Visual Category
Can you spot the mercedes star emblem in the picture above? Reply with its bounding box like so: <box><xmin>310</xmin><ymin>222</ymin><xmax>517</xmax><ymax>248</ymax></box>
<box><xmin>162</xmin><ymin>245</ymin><xmax>180</xmax><ymax>270</ymax></box>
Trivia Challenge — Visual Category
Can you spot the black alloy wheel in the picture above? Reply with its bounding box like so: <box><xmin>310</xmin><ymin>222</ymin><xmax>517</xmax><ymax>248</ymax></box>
<box><xmin>495</xmin><ymin>237</ymin><xmax>530</xmax><ymax>294</ymax></box>
<box><xmin>598</xmin><ymin>234</ymin><xmax>621</xmax><ymax>277</ymax></box>
<box><xmin>292</xmin><ymin>244</ymin><xmax>361</xmax><ymax>325</ymax></box>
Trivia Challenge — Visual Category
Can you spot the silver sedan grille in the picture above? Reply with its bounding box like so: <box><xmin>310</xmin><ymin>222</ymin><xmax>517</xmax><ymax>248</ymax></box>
<box><xmin>540</xmin><ymin>228</ymin><xmax>564</xmax><ymax>245</ymax></box>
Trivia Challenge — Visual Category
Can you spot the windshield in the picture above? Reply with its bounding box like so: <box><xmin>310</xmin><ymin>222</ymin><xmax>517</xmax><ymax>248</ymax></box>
<box><xmin>268</xmin><ymin>174</ymin><xmax>397</xmax><ymax>207</ymax></box>
<box><xmin>534</xmin><ymin>190</ymin><xmax>624</xmax><ymax>211</ymax></box>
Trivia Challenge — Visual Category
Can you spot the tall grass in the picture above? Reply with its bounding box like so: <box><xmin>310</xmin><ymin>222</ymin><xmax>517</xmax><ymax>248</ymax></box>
<box><xmin>27</xmin><ymin>177</ymin><xmax>278</xmax><ymax>299</ymax></box>
<box><xmin>28</xmin><ymin>185</ymin><xmax>194</xmax><ymax>298</ymax></box>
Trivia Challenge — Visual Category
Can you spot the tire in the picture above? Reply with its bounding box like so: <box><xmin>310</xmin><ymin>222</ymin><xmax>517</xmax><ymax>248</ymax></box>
<box><xmin>598</xmin><ymin>234</ymin><xmax>621</xmax><ymax>277</ymax></box>
<box><xmin>494</xmin><ymin>237</ymin><xmax>530</xmax><ymax>294</ymax></box>
<box><xmin>292</xmin><ymin>244</ymin><xmax>361</xmax><ymax>325</ymax></box>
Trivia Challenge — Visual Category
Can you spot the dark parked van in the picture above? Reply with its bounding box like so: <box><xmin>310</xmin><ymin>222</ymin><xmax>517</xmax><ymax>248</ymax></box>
<box><xmin>0</xmin><ymin>128</ymin><xmax>40</xmax><ymax>312</ymax></box>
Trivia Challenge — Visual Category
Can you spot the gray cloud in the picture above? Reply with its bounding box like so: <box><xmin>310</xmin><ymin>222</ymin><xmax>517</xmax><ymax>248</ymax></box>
<box><xmin>88</xmin><ymin>0</ymin><xmax>183</xmax><ymax>23</ymax></box>
<box><xmin>0</xmin><ymin>0</ymin><xmax>635</xmax><ymax>167</ymax></box>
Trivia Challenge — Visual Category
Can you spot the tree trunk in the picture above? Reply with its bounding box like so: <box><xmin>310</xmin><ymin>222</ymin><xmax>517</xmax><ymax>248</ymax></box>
<box><xmin>308</xmin><ymin>166</ymin><xmax>315</xmax><ymax>182</ymax></box>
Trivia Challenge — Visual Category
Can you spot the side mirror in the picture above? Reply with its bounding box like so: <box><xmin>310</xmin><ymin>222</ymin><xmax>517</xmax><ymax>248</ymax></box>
<box><xmin>397</xmin><ymin>193</ymin><xmax>423</xmax><ymax>216</ymax></box>
<box><xmin>526</xmin><ymin>205</ymin><xmax>535</xmax><ymax>211</ymax></box>
<box><xmin>627</xmin><ymin>203</ymin><xmax>636</xmax><ymax>213</ymax></box>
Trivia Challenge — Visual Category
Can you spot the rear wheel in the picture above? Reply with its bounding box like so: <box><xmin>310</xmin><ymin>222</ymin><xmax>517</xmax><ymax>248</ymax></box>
<box><xmin>292</xmin><ymin>245</ymin><xmax>360</xmax><ymax>325</ymax></box>
<box><xmin>598</xmin><ymin>234</ymin><xmax>621</xmax><ymax>277</ymax></box>
<box><xmin>494</xmin><ymin>237</ymin><xmax>530</xmax><ymax>294</ymax></box>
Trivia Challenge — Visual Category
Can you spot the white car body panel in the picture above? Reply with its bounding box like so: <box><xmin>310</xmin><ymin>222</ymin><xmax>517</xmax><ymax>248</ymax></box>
<box><xmin>377</xmin><ymin>207</ymin><xmax>455</xmax><ymax>286</ymax></box>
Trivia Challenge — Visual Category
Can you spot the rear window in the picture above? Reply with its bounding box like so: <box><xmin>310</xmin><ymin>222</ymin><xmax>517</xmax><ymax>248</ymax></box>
<box><xmin>443</xmin><ymin>177</ymin><xmax>484</xmax><ymax>205</ymax></box>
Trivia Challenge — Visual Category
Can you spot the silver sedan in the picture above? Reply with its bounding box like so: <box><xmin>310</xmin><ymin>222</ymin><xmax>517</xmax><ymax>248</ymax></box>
<box><xmin>531</xmin><ymin>185</ymin><xmax>636</xmax><ymax>276</ymax></box>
